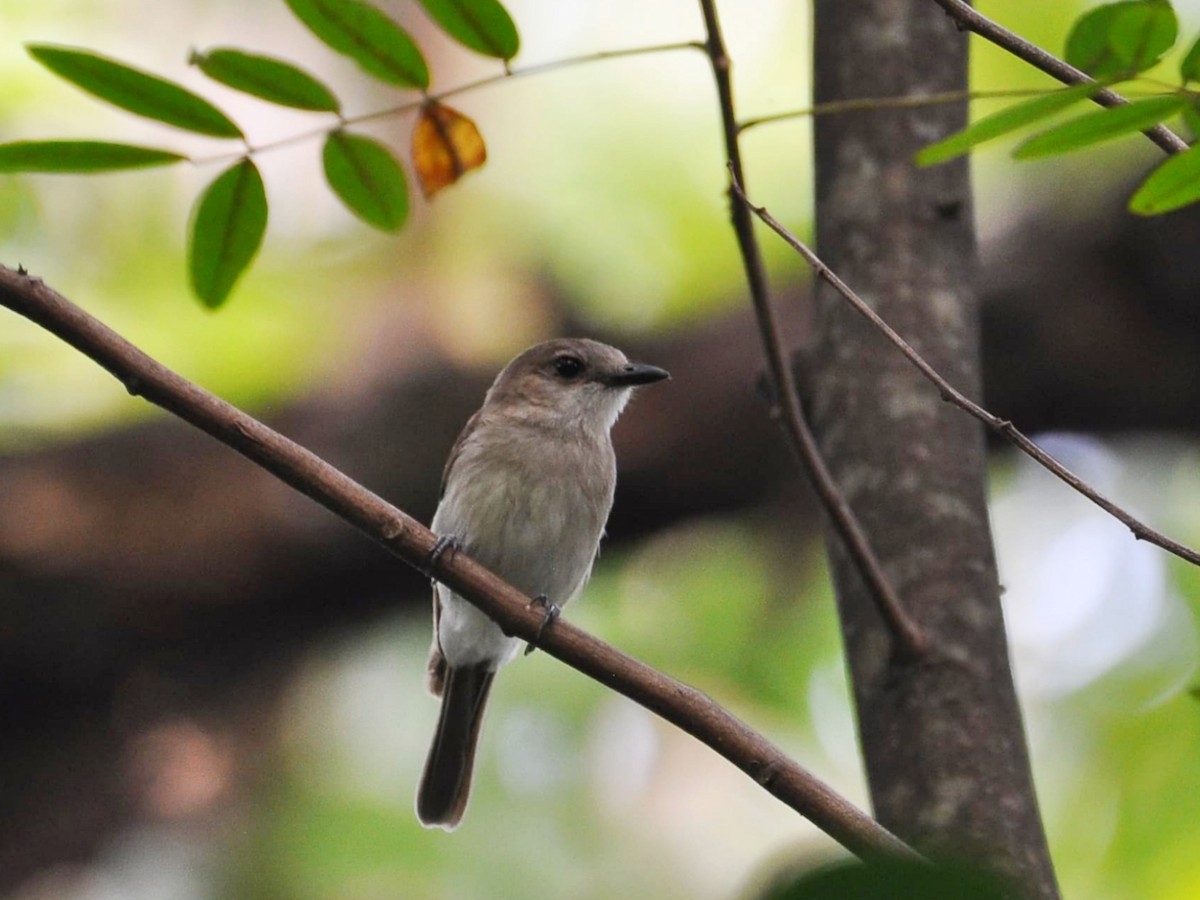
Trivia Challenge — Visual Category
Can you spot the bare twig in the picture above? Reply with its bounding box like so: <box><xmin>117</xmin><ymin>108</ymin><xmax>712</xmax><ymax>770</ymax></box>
<box><xmin>733</xmin><ymin>190</ymin><xmax>1200</xmax><ymax>569</ymax></box>
<box><xmin>0</xmin><ymin>262</ymin><xmax>922</xmax><ymax>865</ymax></box>
<box><xmin>929</xmin><ymin>0</ymin><xmax>1187</xmax><ymax>155</ymax></box>
<box><xmin>739</xmin><ymin>87</ymin><xmax>1057</xmax><ymax>132</ymax></box>
<box><xmin>696</xmin><ymin>0</ymin><xmax>927</xmax><ymax>656</ymax></box>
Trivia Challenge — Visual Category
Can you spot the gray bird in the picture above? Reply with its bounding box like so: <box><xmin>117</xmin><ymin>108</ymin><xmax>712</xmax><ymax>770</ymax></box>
<box><xmin>416</xmin><ymin>338</ymin><xmax>669</xmax><ymax>830</ymax></box>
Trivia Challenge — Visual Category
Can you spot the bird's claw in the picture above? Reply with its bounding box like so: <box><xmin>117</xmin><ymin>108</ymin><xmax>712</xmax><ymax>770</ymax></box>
<box><xmin>524</xmin><ymin>594</ymin><xmax>560</xmax><ymax>656</ymax></box>
<box><xmin>423</xmin><ymin>534</ymin><xmax>462</xmax><ymax>578</ymax></box>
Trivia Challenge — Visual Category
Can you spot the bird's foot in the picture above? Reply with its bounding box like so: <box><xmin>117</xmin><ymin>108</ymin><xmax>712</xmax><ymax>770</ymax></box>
<box><xmin>524</xmin><ymin>594</ymin><xmax>560</xmax><ymax>656</ymax></box>
<box><xmin>423</xmin><ymin>534</ymin><xmax>462</xmax><ymax>578</ymax></box>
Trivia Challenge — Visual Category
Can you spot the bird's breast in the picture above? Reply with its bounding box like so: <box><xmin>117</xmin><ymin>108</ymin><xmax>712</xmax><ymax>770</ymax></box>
<box><xmin>432</xmin><ymin>425</ymin><xmax>616</xmax><ymax>603</ymax></box>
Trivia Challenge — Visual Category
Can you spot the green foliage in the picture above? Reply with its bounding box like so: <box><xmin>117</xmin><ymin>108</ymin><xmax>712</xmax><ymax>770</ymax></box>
<box><xmin>283</xmin><ymin>0</ymin><xmax>429</xmax><ymax>89</ymax></box>
<box><xmin>1181</xmin><ymin>33</ymin><xmax>1200</xmax><ymax>82</ymax></box>
<box><xmin>1014</xmin><ymin>94</ymin><xmax>1188</xmax><ymax>158</ymax></box>
<box><xmin>189</xmin><ymin>159</ymin><xmax>268</xmax><ymax>309</ymax></box>
<box><xmin>1129</xmin><ymin>142</ymin><xmax>1200</xmax><ymax>212</ymax></box>
<box><xmin>415</xmin><ymin>0</ymin><xmax>520</xmax><ymax>60</ymax></box>
<box><xmin>915</xmin><ymin>83</ymin><xmax>1103</xmax><ymax>166</ymax></box>
<box><xmin>6</xmin><ymin>0</ymin><xmax>527</xmax><ymax>308</ymax></box>
<box><xmin>919</xmin><ymin>1</ymin><xmax>1200</xmax><ymax>217</ymax></box>
<box><xmin>191</xmin><ymin>48</ymin><xmax>341</xmax><ymax>113</ymax></box>
<box><xmin>1179</xmin><ymin>103</ymin><xmax>1200</xmax><ymax>139</ymax></box>
<box><xmin>1065</xmin><ymin>0</ymin><xmax>1178</xmax><ymax>77</ymax></box>
<box><xmin>27</xmin><ymin>44</ymin><xmax>242</xmax><ymax>138</ymax></box>
<box><xmin>0</xmin><ymin>140</ymin><xmax>184</xmax><ymax>173</ymax></box>
<box><xmin>322</xmin><ymin>131</ymin><xmax>410</xmax><ymax>231</ymax></box>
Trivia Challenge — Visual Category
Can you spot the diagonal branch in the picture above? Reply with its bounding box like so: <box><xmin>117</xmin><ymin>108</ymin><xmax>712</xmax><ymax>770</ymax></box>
<box><xmin>0</xmin><ymin>262</ymin><xmax>922</xmax><ymax>865</ymax></box>
<box><xmin>696</xmin><ymin>0</ymin><xmax>927</xmax><ymax>657</ymax></box>
<box><xmin>930</xmin><ymin>0</ymin><xmax>1187</xmax><ymax>155</ymax></box>
<box><xmin>732</xmin><ymin>189</ymin><xmax>1200</xmax><ymax>569</ymax></box>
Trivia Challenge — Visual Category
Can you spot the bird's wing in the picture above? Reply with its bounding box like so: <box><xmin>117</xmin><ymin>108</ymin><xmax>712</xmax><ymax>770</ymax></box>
<box><xmin>440</xmin><ymin>408</ymin><xmax>483</xmax><ymax>500</ymax></box>
<box><xmin>428</xmin><ymin>408</ymin><xmax>483</xmax><ymax>696</ymax></box>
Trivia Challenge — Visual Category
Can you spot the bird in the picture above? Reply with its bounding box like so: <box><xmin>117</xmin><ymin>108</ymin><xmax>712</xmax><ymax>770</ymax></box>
<box><xmin>415</xmin><ymin>337</ymin><xmax>670</xmax><ymax>830</ymax></box>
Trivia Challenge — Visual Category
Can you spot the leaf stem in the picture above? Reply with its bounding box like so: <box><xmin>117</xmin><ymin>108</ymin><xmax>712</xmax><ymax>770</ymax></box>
<box><xmin>192</xmin><ymin>40</ymin><xmax>704</xmax><ymax>166</ymax></box>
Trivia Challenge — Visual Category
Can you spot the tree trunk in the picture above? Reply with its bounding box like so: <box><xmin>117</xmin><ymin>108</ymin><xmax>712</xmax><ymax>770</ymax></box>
<box><xmin>810</xmin><ymin>2</ymin><xmax>1059</xmax><ymax>897</ymax></box>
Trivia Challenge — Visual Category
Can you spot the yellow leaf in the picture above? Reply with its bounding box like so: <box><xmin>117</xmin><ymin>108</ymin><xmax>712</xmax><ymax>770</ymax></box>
<box><xmin>412</xmin><ymin>101</ymin><xmax>486</xmax><ymax>198</ymax></box>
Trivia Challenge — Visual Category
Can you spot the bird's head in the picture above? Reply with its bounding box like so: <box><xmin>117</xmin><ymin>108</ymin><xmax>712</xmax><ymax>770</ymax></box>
<box><xmin>483</xmin><ymin>338</ymin><xmax>669</xmax><ymax>433</ymax></box>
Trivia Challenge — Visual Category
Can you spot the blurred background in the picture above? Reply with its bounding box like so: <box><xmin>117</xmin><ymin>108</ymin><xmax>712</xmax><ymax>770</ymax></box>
<box><xmin>2</xmin><ymin>0</ymin><xmax>1199</xmax><ymax>897</ymax></box>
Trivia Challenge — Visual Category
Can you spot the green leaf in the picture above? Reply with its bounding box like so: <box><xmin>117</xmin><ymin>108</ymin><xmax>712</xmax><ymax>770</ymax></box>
<box><xmin>915</xmin><ymin>83</ymin><xmax>1104</xmax><ymax>166</ymax></box>
<box><xmin>283</xmin><ymin>0</ymin><xmax>429</xmax><ymax>89</ymax></box>
<box><xmin>415</xmin><ymin>0</ymin><xmax>519</xmax><ymax>60</ymax></box>
<box><xmin>1065</xmin><ymin>1</ymin><xmax>1177</xmax><ymax>77</ymax></box>
<box><xmin>0</xmin><ymin>140</ymin><xmax>185</xmax><ymax>173</ymax></box>
<box><xmin>1067</xmin><ymin>3</ymin><xmax>1136</xmax><ymax>77</ymax></box>
<box><xmin>1109</xmin><ymin>0</ymin><xmax>1177</xmax><ymax>74</ymax></box>
<box><xmin>1181</xmin><ymin>33</ymin><xmax>1200</xmax><ymax>82</ymax></box>
<box><xmin>1129</xmin><ymin>143</ymin><xmax>1200</xmax><ymax>214</ymax></box>
<box><xmin>189</xmin><ymin>159</ymin><xmax>268</xmax><ymax>308</ymax></box>
<box><xmin>27</xmin><ymin>44</ymin><xmax>242</xmax><ymax>138</ymax></box>
<box><xmin>1015</xmin><ymin>94</ymin><xmax>1187</xmax><ymax>158</ymax></box>
<box><xmin>322</xmin><ymin>130</ymin><xmax>409</xmax><ymax>232</ymax></box>
<box><xmin>191</xmin><ymin>48</ymin><xmax>340</xmax><ymax>113</ymax></box>
<box><xmin>1182</xmin><ymin>103</ymin><xmax>1200</xmax><ymax>141</ymax></box>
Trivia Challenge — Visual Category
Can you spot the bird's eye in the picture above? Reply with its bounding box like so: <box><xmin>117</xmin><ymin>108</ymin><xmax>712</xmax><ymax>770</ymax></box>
<box><xmin>552</xmin><ymin>355</ymin><xmax>585</xmax><ymax>379</ymax></box>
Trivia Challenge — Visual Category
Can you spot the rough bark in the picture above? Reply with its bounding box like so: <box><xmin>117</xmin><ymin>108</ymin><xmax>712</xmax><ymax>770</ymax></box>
<box><xmin>811</xmin><ymin>2</ymin><xmax>1059</xmax><ymax>897</ymax></box>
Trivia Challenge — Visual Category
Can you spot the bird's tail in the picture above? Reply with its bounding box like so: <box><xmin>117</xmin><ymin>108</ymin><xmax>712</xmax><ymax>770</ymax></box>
<box><xmin>416</xmin><ymin>662</ymin><xmax>495</xmax><ymax>830</ymax></box>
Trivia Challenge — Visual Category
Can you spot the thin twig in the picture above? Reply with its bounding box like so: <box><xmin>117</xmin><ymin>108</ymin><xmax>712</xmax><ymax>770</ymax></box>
<box><xmin>739</xmin><ymin>88</ymin><xmax>1056</xmax><ymax>132</ymax></box>
<box><xmin>733</xmin><ymin>189</ymin><xmax>1200</xmax><ymax>569</ymax></box>
<box><xmin>0</xmin><ymin>262</ymin><xmax>923</xmax><ymax>864</ymax></box>
<box><xmin>740</xmin><ymin>85</ymin><xmax>1170</xmax><ymax>133</ymax></box>
<box><xmin>198</xmin><ymin>40</ymin><xmax>706</xmax><ymax>166</ymax></box>
<box><xmin>697</xmin><ymin>0</ymin><xmax>927</xmax><ymax>657</ymax></box>
<box><xmin>929</xmin><ymin>0</ymin><xmax>1187</xmax><ymax>155</ymax></box>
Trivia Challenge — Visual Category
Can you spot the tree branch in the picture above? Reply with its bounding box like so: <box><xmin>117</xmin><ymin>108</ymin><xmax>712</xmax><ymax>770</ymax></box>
<box><xmin>930</xmin><ymin>0</ymin><xmax>1187</xmax><ymax>155</ymax></box>
<box><xmin>733</xmin><ymin>187</ymin><xmax>1200</xmax><ymax>568</ymax></box>
<box><xmin>0</xmin><ymin>262</ymin><xmax>921</xmax><ymax>865</ymax></box>
<box><xmin>696</xmin><ymin>0</ymin><xmax>927</xmax><ymax>657</ymax></box>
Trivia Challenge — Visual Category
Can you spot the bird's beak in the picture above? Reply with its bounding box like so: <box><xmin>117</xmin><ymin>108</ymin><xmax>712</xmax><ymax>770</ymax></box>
<box><xmin>603</xmin><ymin>362</ymin><xmax>670</xmax><ymax>387</ymax></box>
